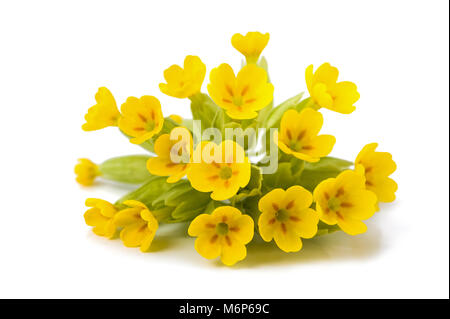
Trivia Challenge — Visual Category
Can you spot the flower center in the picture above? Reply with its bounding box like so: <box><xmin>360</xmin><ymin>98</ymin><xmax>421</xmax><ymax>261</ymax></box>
<box><xmin>216</xmin><ymin>222</ymin><xmax>229</xmax><ymax>235</ymax></box>
<box><xmin>275</xmin><ymin>209</ymin><xmax>289</xmax><ymax>222</ymax></box>
<box><xmin>328</xmin><ymin>197</ymin><xmax>340</xmax><ymax>211</ymax></box>
<box><xmin>145</xmin><ymin>120</ymin><xmax>155</xmax><ymax>132</ymax></box>
<box><xmin>232</xmin><ymin>95</ymin><xmax>243</xmax><ymax>106</ymax></box>
<box><xmin>219</xmin><ymin>166</ymin><xmax>233</xmax><ymax>180</ymax></box>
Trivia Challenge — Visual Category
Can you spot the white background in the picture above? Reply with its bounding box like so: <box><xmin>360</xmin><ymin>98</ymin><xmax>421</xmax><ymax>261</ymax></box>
<box><xmin>0</xmin><ymin>0</ymin><xmax>448</xmax><ymax>299</ymax></box>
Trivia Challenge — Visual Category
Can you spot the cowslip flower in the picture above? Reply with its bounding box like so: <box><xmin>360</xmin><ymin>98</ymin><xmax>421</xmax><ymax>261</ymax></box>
<box><xmin>187</xmin><ymin>140</ymin><xmax>251</xmax><ymax>200</ymax></box>
<box><xmin>113</xmin><ymin>200</ymin><xmax>158</xmax><ymax>252</ymax></box>
<box><xmin>258</xmin><ymin>186</ymin><xmax>319</xmax><ymax>252</ymax></box>
<box><xmin>84</xmin><ymin>198</ymin><xmax>118</xmax><ymax>238</ymax></box>
<box><xmin>355</xmin><ymin>143</ymin><xmax>398</xmax><ymax>203</ymax></box>
<box><xmin>118</xmin><ymin>95</ymin><xmax>164</xmax><ymax>144</ymax></box>
<box><xmin>147</xmin><ymin>127</ymin><xmax>193</xmax><ymax>183</ymax></box>
<box><xmin>305</xmin><ymin>63</ymin><xmax>360</xmax><ymax>114</ymax></box>
<box><xmin>276</xmin><ymin>108</ymin><xmax>336</xmax><ymax>162</ymax></box>
<box><xmin>188</xmin><ymin>206</ymin><xmax>254</xmax><ymax>266</ymax></box>
<box><xmin>313</xmin><ymin>170</ymin><xmax>377</xmax><ymax>235</ymax></box>
<box><xmin>159</xmin><ymin>55</ymin><xmax>206</xmax><ymax>99</ymax></box>
<box><xmin>75</xmin><ymin>158</ymin><xmax>100</xmax><ymax>186</ymax></box>
<box><xmin>231</xmin><ymin>32</ymin><xmax>270</xmax><ymax>63</ymax></box>
<box><xmin>82</xmin><ymin>87</ymin><xmax>121</xmax><ymax>131</ymax></box>
<box><xmin>207</xmin><ymin>63</ymin><xmax>274</xmax><ymax>119</ymax></box>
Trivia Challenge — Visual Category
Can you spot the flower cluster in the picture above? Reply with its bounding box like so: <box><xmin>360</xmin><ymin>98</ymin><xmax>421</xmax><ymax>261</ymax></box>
<box><xmin>77</xmin><ymin>31</ymin><xmax>397</xmax><ymax>266</ymax></box>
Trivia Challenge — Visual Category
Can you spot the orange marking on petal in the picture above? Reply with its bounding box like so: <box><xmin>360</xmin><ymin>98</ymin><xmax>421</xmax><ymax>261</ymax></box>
<box><xmin>289</xmin><ymin>216</ymin><xmax>301</xmax><ymax>222</ymax></box>
<box><xmin>224</xmin><ymin>180</ymin><xmax>230</xmax><ymax>188</ymax></box>
<box><xmin>232</xmin><ymin>171</ymin><xmax>239</xmax><ymax>176</ymax></box>
<box><xmin>244</xmin><ymin>98</ymin><xmax>256</xmax><ymax>104</ymax></box>
<box><xmin>134</xmin><ymin>127</ymin><xmax>145</xmax><ymax>131</ymax></box>
<box><xmin>336</xmin><ymin>212</ymin><xmax>344</xmax><ymax>220</ymax></box>
<box><xmin>365</xmin><ymin>167</ymin><xmax>373</xmax><ymax>173</ymax></box>
<box><xmin>225</xmin><ymin>85</ymin><xmax>234</xmax><ymax>97</ymax></box>
<box><xmin>297</xmin><ymin>130</ymin><xmax>306</xmax><ymax>141</ymax></box>
<box><xmin>341</xmin><ymin>202</ymin><xmax>353</xmax><ymax>208</ymax></box>
<box><xmin>302</xmin><ymin>145</ymin><xmax>314</xmax><ymax>150</ymax></box>
<box><xmin>336</xmin><ymin>187</ymin><xmax>345</xmax><ymax>197</ymax></box>
<box><xmin>225</xmin><ymin>235</ymin><xmax>232</xmax><ymax>246</ymax></box>
<box><xmin>281</xmin><ymin>223</ymin><xmax>287</xmax><ymax>234</ymax></box>
<box><xmin>222</xmin><ymin>216</ymin><xmax>228</xmax><ymax>222</ymax></box>
<box><xmin>222</xmin><ymin>98</ymin><xmax>232</xmax><ymax>103</ymax></box>
<box><xmin>241</xmin><ymin>85</ymin><xmax>249</xmax><ymax>96</ymax></box>
<box><xmin>286</xmin><ymin>129</ymin><xmax>292</xmax><ymax>140</ymax></box>
<box><xmin>151</xmin><ymin>110</ymin><xmax>155</xmax><ymax>120</ymax></box>
<box><xmin>137</xmin><ymin>113</ymin><xmax>147</xmax><ymax>122</ymax></box>
<box><xmin>210</xmin><ymin>234</ymin><xmax>218</xmax><ymax>243</ymax></box>
<box><xmin>209</xmin><ymin>175</ymin><xmax>219</xmax><ymax>181</ymax></box>
<box><xmin>366</xmin><ymin>180</ymin><xmax>373</xmax><ymax>186</ymax></box>
<box><xmin>165</xmin><ymin>162</ymin><xmax>178</xmax><ymax>168</ymax></box>
<box><xmin>272</xmin><ymin>203</ymin><xmax>279</xmax><ymax>211</ymax></box>
<box><xmin>268</xmin><ymin>218</ymin><xmax>276</xmax><ymax>225</ymax></box>
<box><xmin>286</xmin><ymin>200</ymin><xmax>295</xmax><ymax>210</ymax></box>
<box><xmin>324</xmin><ymin>192</ymin><xmax>330</xmax><ymax>200</ymax></box>
<box><xmin>205</xmin><ymin>223</ymin><xmax>215</xmax><ymax>228</ymax></box>
<box><xmin>229</xmin><ymin>226</ymin><xmax>240</xmax><ymax>232</ymax></box>
<box><xmin>212</xmin><ymin>162</ymin><xmax>221</xmax><ymax>169</ymax></box>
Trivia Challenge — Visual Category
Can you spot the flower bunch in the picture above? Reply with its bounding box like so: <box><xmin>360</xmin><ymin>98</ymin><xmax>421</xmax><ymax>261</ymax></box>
<box><xmin>77</xmin><ymin>32</ymin><xmax>397</xmax><ymax>266</ymax></box>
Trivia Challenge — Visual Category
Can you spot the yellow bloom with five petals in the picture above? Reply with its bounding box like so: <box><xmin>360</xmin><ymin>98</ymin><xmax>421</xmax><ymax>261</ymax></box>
<box><xmin>118</xmin><ymin>95</ymin><xmax>164</xmax><ymax>144</ymax></box>
<box><xmin>231</xmin><ymin>32</ymin><xmax>270</xmax><ymax>63</ymax></box>
<box><xmin>305</xmin><ymin>63</ymin><xmax>360</xmax><ymax>114</ymax></box>
<box><xmin>188</xmin><ymin>206</ymin><xmax>254</xmax><ymax>266</ymax></box>
<box><xmin>208</xmin><ymin>63</ymin><xmax>274</xmax><ymax>119</ymax></box>
<box><xmin>187</xmin><ymin>140</ymin><xmax>251</xmax><ymax>201</ymax></box>
<box><xmin>276</xmin><ymin>108</ymin><xmax>336</xmax><ymax>162</ymax></box>
<box><xmin>159</xmin><ymin>55</ymin><xmax>206</xmax><ymax>99</ymax></box>
<box><xmin>147</xmin><ymin>127</ymin><xmax>193</xmax><ymax>183</ymax></box>
<box><xmin>355</xmin><ymin>143</ymin><xmax>397</xmax><ymax>203</ymax></box>
<box><xmin>113</xmin><ymin>200</ymin><xmax>158</xmax><ymax>252</ymax></box>
<box><xmin>258</xmin><ymin>186</ymin><xmax>319</xmax><ymax>252</ymax></box>
<box><xmin>82</xmin><ymin>87</ymin><xmax>121</xmax><ymax>131</ymax></box>
<box><xmin>84</xmin><ymin>198</ymin><xmax>118</xmax><ymax>238</ymax></box>
<box><xmin>75</xmin><ymin>158</ymin><xmax>100</xmax><ymax>186</ymax></box>
<box><xmin>313</xmin><ymin>170</ymin><xmax>377</xmax><ymax>235</ymax></box>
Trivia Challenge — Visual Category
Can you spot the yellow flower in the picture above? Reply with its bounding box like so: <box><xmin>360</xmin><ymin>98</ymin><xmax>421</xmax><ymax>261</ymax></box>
<box><xmin>187</xmin><ymin>140</ymin><xmax>251</xmax><ymax>200</ymax></box>
<box><xmin>113</xmin><ymin>200</ymin><xmax>158</xmax><ymax>252</ymax></box>
<box><xmin>207</xmin><ymin>63</ymin><xmax>274</xmax><ymax>119</ymax></box>
<box><xmin>258</xmin><ymin>186</ymin><xmax>319</xmax><ymax>252</ymax></box>
<box><xmin>276</xmin><ymin>108</ymin><xmax>336</xmax><ymax>162</ymax></box>
<box><xmin>75</xmin><ymin>158</ymin><xmax>101</xmax><ymax>186</ymax></box>
<box><xmin>147</xmin><ymin>127</ymin><xmax>193</xmax><ymax>183</ymax></box>
<box><xmin>305</xmin><ymin>63</ymin><xmax>360</xmax><ymax>114</ymax></box>
<box><xmin>159</xmin><ymin>55</ymin><xmax>206</xmax><ymax>98</ymax></box>
<box><xmin>118</xmin><ymin>95</ymin><xmax>164</xmax><ymax>144</ymax></box>
<box><xmin>82</xmin><ymin>87</ymin><xmax>121</xmax><ymax>131</ymax></box>
<box><xmin>84</xmin><ymin>198</ymin><xmax>118</xmax><ymax>238</ymax></box>
<box><xmin>169</xmin><ymin>114</ymin><xmax>183</xmax><ymax>124</ymax></box>
<box><xmin>355</xmin><ymin>143</ymin><xmax>398</xmax><ymax>203</ymax></box>
<box><xmin>313</xmin><ymin>170</ymin><xmax>377</xmax><ymax>235</ymax></box>
<box><xmin>188</xmin><ymin>206</ymin><xmax>254</xmax><ymax>266</ymax></box>
<box><xmin>231</xmin><ymin>32</ymin><xmax>270</xmax><ymax>63</ymax></box>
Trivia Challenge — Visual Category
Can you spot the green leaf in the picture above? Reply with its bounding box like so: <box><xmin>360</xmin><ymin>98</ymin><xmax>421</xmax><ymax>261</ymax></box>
<box><xmin>99</xmin><ymin>155</ymin><xmax>151</xmax><ymax>184</ymax></box>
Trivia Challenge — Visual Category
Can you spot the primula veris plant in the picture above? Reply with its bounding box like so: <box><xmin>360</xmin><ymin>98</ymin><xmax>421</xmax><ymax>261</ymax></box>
<box><xmin>77</xmin><ymin>31</ymin><xmax>397</xmax><ymax>266</ymax></box>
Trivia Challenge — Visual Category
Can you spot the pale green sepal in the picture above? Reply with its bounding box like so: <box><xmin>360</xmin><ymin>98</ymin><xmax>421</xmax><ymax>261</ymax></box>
<box><xmin>300</xmin><ymin>157</ymin><xmax>353</xmax><ymax>192</ymax></box>
<box><xmin>189</xmin><ymin>93</ymin><xmax>224</xmax><ymax>132</ymax></box>
<box><xmin>264</xmin><ymin>92</ymin><xmax>305</xmax><ymax>128</ymax></box>
<box><xmin>316</xmin><ymin>221</ymin><xmax>341</xmax><ymax>236</ymax></box>
<box><xmin>99</xmin><ymin>155</ymin><xmax>151</xmax><ymax>184</ymax></box>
